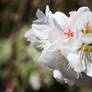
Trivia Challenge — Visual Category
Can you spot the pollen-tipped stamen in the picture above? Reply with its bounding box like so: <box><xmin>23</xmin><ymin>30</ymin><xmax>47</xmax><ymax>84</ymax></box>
<box><xmin>80</xmin><ymin>43</ymin><xmax>92</xmax><ymax>62</ymax></box>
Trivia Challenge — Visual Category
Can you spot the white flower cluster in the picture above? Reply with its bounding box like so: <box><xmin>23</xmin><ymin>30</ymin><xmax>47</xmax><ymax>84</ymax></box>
<box><xmin>25</xmin><ymin>5</ymin><xmax>92</xmax><ymax>86</ymax></box>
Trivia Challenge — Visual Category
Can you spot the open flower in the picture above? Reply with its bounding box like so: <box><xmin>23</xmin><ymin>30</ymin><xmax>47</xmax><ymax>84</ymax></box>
<box><xmin>62</xmin><ymin>7</ymin><xmax>92</xmax><ymax>77</ymax></box>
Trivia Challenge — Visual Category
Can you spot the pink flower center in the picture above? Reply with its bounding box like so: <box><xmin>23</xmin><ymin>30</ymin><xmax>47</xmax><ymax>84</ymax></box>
<box><xmin>64</xmin><ymin>29</ymin><xmax>74</xmax><ymax>38</ymax></box>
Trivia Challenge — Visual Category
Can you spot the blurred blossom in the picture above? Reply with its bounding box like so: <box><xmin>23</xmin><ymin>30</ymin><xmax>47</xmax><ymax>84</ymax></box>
<box><xmin>10</xmin><ymin>13</ymin><xmax>19</xmax><ymax>22</ymax></box>
<box><xmin>29</xmin><ymin>73</ymin><xmax>41</xmax><ymax>90</ymax></box>
<box><xmin>0</xmin><ymin>39</ymin><xmax>12</xmax><ymax>62</ymax></box>
<box><xmin>5</xmin><ymin>78</ymin><xmax>17</xmax><ymax>92</ymax></box>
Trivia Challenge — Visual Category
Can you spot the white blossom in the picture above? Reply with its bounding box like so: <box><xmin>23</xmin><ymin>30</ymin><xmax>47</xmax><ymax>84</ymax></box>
<box><xmin>62</xmin><ymin>7</ymin><xmax>92</xmax><ymax>77</ymax></box>
<box><xmin>25</xmin><ymin>5</ymin><xmax>92</xmax><ymax>86</ymax></box>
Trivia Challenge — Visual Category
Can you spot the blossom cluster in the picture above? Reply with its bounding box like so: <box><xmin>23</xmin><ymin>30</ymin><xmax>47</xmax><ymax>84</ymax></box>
<box><xmin>25</xmin><ymin>5</ymin><xmax>92</xmax><ymax>86</ymax></box>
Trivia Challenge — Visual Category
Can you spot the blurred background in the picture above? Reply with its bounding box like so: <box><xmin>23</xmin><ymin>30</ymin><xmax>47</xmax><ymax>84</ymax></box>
<box><xmin>0</xmin><ymin>0</ymin><xmax>92</xmax><ymax>92</ymax></box>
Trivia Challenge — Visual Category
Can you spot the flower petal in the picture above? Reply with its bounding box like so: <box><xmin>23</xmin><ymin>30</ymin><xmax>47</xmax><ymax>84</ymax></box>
<box><xmin>25</xmin><ymin>30</ymin><xmax>42</xmax><ymax>50</ymax></box>
<box><xmin>80</xmin><ymin>34</ymin><xmax>92</xmax><ymax>44</ymax></box>
<box><xmin>77</xmin><ymin>7</ymin><xmax>90</xmax><ymax>13</ymax></box>
<box><xmin>32</xmin><ymin>24</ymin><xmax>49</xmax><ymax>40</ymax></box>
<box><xmin>36</xmin><ymin>9</ymin><xmax>46</xmax><ymax>21</ymax></box>
<box><xmin>86</xmin><ymin>62</ymin><xmax>92</xmax><ymax>77</ymax></box>
<box><xmin>39</xmin><ymin>49</ymin><xmax>64</xmax><ymax>69</ymax></box>
<box><xmin>53</xmin><ymin>70</ymin><xmax>62</xmax><ymax>80</ymax></box>
<box><xmin>39</xmin><ymin>46</ymin><xmax>77</xmax><ymax>80</ymax></box>
<box><xmin>61</xmin><ymin>38</ymin><xmax>82</xmax><ymax>53</ymax></box>
<box><xmin>53</xmin><ymin>69</ymin><xmax>75</xmax><ymax>86</ymax></box>
<box><xmin>67</xmin><ymin>53</ymin><xmax>86</xmax><ymax>73</ymax></box>
<box><xmin>45</xmin><ymin>5</ymin><xmax>51</xmax><ymax>17</ymax></box>
<box><xmin>53</xmin><ymin>12</ymin><xmax>68</xmax><ymax>30</ymax></box>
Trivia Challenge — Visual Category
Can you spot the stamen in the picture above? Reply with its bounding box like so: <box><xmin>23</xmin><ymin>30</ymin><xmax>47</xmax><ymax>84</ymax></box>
<box><xmin>80</xmin><ymin>43</ymin><xmax>92</xmax><ymax>62</ymax></box>
<box><xmin>81</xmin><ymin>22</ymin><xmax>92</xmax><ymax>34</ymax></box>
<box><xmin>64</xmin><ymin>29</ymin><xmax>74</xmax><ymax>38</ymax></box>
<box><xmin>36</xmin><ymin>40</ymin><xmax>48</xmax><ymax>49</ymax></box>
<box><xmin>67</xmin><ymin>64</ymin><xmax>71</xmax><ymax>71</ymax></box>
<box><xmin>82</xmin><ymin>27</ymin><xmax>92</xmax><ymax>34</ymax></box>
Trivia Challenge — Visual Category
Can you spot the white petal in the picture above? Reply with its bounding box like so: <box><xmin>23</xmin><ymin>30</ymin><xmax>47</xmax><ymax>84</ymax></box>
<box><xmin>25</xmin><ymin>30</ymin><xmax>41</xmax><ymax>49</ymax></box>
<box><xmin>48</xmin><ymin>11</ymin><xmax>68</xmax><ymax>45</ymax></box>
<box><xmin>45</xmin><ymin>5</ymin><xmax>50</xmax><ymax>17</ymax></box>
<box><xmin>69</xmin><ymin>11</ymin><xmax>76</xmax><ymax>16</ymax></box>
<box><xmin>25</xmin><ymin>29</ymin><xmax>49</xmax><ymax>52</ymax></box>
<box><xmin>32</xmin><ymin>24</ymin><xmax>49</xmax><ymax>40</ymax></box>
<box><xmin>53</xmin><ymin>70</ymin><xmax>75</xmax><ymax>86</ymax></box>
<box><xmin>39</xmin><ymin>45</ymin><xmax>64</xmax><ymax>69</ymax></box>
<box><xmin>86</xmin><ymin>62</ymin><xmax>92</xmax><ymax>77</ymax></box>
<box><xmin>36</xmin><ymin>9</ymin><xmax>46</xmax><ymax>21</ymax></box>
<box><xmin>77</xmin><ymin>7</ymin><xmax>90</xmax><ymax>12</ymax></box>
<box><xmin>48</xmin><ymin>11</ymin><xmax>68</xmax><ymax>31</ymax></box>
<box><xmin>58</xmin><ymin>65</ymin><xmax>77</xmax><ymax>80</ymax></box>
<box><xmin>48</xmin><ymin>28</ymin><xmax>64</xmax><ymax>45</ymax></box>
<box><xmin>39</xmin><ymin>46</ymin><xmax>77</xmax><ymax>80</ymax></box>
<box><xmin>25</xmin><ymin>29</ymin><xmax>32</xmax><ymax>41</ymax></box>
<box><xmin>53</xmin><ymin>70</ymin><xmax>62</xmax><ymax>80</ymax></box>
<box><xmin>69</xmin><ymin>7</ymin><xmax>90</xmax><ymax>16</ymax></box>
<box><xmin>80</xmin><ymin>34</ymin><xmax>92</xmax><ymax>44</ymax></box>
<box><xmin>67</xmin><ymin>53</ymin><xmax>85</xmax><ymax>73</ymax></box>
<box><xmin>25</xmin><ymin>29</ymin><xmax>39</xmax><ymax>45</ymax></box>
<box><xmin>61</xmin><ymin>38</ymin><xmax>82</xmax><ymax>53</ymax></box>
<box><xmin>53</xmin><ymin>12</ymin><xmax>68</xmax><ymax>30</ymax></box>
<box><xmin>54</xmin><ymin>71</ymin><xmax>92</xmax><ymax>87</ymax></box>
<box><xmin>39</xmin><ymin>49</ymin><xmax>64</xmax><ymax>69</ymax></box>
